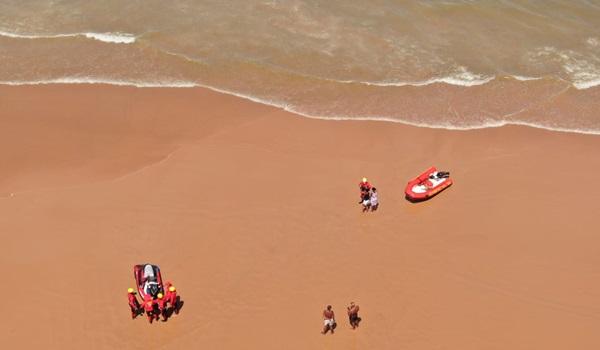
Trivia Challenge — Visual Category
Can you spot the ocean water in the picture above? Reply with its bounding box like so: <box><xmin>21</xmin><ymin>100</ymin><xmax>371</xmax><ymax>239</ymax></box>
<box><xmin>1</xmin><ymin>0</ymin><xmax>599</xmax><ymax>134</ymax></box>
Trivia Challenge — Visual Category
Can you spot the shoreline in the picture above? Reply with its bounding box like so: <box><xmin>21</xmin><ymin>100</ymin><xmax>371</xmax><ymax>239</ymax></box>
<box><xmin>1</xmin><ymin>81</ymin><xmax>599</xmax><ymax>136</ymax></box>
<box><xmin>1</xmin><ymin>83</ymin><xmax>600</xmax><ymax>349</ymax></box>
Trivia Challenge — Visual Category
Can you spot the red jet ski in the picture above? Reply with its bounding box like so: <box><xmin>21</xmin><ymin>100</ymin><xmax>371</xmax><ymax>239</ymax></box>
<box><xmin>405</xmin><ymin>166</ymin><xmax>452</xmax><ymax>202</ymax></box>
<box><xmin>134</xmin><ymin>264</ymin><xmax>164</xmax><ymax>300</ymax></box>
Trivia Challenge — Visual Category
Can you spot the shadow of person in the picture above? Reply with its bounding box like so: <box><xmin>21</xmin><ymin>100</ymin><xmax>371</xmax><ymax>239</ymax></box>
<box><xmin>131</xmin><ymin>307</ymin><xmax>144</xmax><ymax>320</ymax></box>
<box><xmin>159</xmin><ymin>297</ymin><xmax>183</xmax><ymax>321</ymax></box>
<box><xmin>160</xmin><ymin>297</ymin><xmax>185</xmax><ymax>322</ymax></box>
<box><xmin>174</xmin><ymin>297</ymin><xmax>184</xmax><ymax>315</ymax></box>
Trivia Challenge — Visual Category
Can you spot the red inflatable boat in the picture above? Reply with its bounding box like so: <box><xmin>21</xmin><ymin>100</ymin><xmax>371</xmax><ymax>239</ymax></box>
<box><xmin>405</xmin><ymin>166</ymin><xmax>453</xmax><ymax>202</ymax></box>
<box><xmin>134</xmin><ymin>264</ymin><xmax>164</xmax><ymax>300</ymax></box>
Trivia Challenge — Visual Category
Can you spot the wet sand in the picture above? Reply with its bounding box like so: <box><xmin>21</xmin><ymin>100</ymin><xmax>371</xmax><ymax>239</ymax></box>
<box><xmin>1</xmin><ymin>84</ymin><xmax>599</xmax><ymax>349</ymax></box>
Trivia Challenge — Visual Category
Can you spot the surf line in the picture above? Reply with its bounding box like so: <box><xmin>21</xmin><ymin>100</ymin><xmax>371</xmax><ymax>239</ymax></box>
<box><xmin>0</xmin><ymin>30</ymin><xmax>136</xmax><ymax>44</ymax></box>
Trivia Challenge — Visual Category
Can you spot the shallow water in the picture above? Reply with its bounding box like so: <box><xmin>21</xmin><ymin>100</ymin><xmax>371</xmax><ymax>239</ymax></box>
<box><xmin>1</xmin><ymin>0</ymin><xmax>599</xmax><ymax>133</ymax></box>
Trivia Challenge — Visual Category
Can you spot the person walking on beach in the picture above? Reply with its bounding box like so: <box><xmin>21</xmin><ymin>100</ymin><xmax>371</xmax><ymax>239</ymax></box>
<box><xmin>127</xmin><ymin>288</ymin><xmax>141</xmax><ymax>319</ymax></box>
<box><xmin>347</xmin><ymin>302</ymin><xmax>361</xmax><ymax>329</ymax></box>
<box><xmin>321</xmin><ymin>305</ymin><xmax>336</xmax><ymax>334</ymax></box>
<box><xmin>358</xmin><ymin>177</ymin><xmax>372</xmax><ymax>203</ymax></box>
<box><xmin>141</xmin><ymin>295</ymin><xmax>158</xmax><ymax>324</ymax></box>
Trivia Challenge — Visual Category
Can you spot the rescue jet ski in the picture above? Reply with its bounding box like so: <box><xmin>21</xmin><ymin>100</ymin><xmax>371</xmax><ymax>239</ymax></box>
<box><xmin>134</xmin><ymin>264</ymin><xmax>164</xmax><ymax>299</ymax></box>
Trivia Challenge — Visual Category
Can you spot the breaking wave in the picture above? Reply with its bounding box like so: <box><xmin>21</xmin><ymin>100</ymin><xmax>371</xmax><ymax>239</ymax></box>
<box><xmin>0</xmin><ymin>77</ymin><xmax>195</xmax><ymax>88</ymax></box>
<box><xmin>324</xmin><ymin>66</ymin><xmax>495</xmax><ymax>87</ymax></box>
<box><xmin>0</xmin><ymin>30</ymin><xmax>136</xmax><ymax>44</ymax></box>
<box><xmin>529</xmin><ymin>46</ymin><xmax>600</xmax><ymax>89</ymax></box>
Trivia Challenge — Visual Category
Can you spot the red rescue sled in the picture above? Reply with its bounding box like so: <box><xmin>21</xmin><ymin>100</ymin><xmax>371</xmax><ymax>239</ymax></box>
<box><xmin>134</xmin><ymin>264</ymin><xmax>164</xmax><ymax>300</ymax></box>
<box><xmin>405</xmin><ymin>166</ymin><xmax>453</xmax><ymax>202</ymax></box>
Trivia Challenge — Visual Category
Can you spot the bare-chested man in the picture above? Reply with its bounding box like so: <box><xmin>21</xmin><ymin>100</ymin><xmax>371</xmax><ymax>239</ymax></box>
<box><xmin>347</xmin><ymin>302</ymin><xmax>361</xmax><ymax>329</ymax></box>
<box><xmin>321</xmin><ymin>305</ymin><xmax>336</xmax><ymax>334</ymax></box>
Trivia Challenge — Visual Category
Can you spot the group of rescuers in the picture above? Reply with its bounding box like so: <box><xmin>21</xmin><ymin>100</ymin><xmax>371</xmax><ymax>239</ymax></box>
<box><xmin>127</xmin><ymin>281</ymin><xmax>180</xmax><ymax>323</ymax></box>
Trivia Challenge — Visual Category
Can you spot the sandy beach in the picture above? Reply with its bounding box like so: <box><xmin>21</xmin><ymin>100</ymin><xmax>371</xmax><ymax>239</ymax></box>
<box><xmin>1</xmin><ymin>84</ymin><xmax>600</xmax><ymax>349</ymax></box>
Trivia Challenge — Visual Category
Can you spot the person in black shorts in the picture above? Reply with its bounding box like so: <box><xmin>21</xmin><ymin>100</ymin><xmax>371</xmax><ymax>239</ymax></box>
<box><xmin>347</xmin><ymin>302</ymin><xmax>361</xmax><ymax>329</ymax></box>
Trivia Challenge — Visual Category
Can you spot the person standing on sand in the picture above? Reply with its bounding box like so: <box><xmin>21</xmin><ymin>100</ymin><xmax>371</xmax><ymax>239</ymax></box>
<box><xmin>347</xmin><ymin>302</ymin><xmax>361</xmax><ymax>329</ymax></box>
<box><xmin>358</xmin><ymin>177</ymin><xmax>372</xmax><ymax>203</ymax></box>
<box><xmin>370</xmin><ymin>188</ymin><xmax>379</xmax><ymax>211</ymax></box>
<box><xmin>156</xmin><ymin>293</ymin><xmax>167</xmax><ymax>321</ymax></box>
<box><xmin>127</xmin><ymin>288</ymin><xmax>141</xmax><ymax>319</ymax></box>
<box><xmin>321</xmin><ymin>305</ymin><xmax>336</xmax><ymax>334</ymax></box>
<box><xmin>165</xmin><ymin>283</ymin><xmax>179</xmax><ymax>315</ymax></box>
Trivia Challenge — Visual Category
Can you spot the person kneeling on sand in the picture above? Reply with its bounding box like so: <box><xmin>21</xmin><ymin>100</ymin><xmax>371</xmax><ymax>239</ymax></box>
<box><xmin>347</xmin><ymin>302</ymin><xmax>361</xmax><ymax>329</ymax></box>
<box><xmin>321</xmin><ymin>305</ymin><xmax>336</xmax><ymax>334</ymax></box>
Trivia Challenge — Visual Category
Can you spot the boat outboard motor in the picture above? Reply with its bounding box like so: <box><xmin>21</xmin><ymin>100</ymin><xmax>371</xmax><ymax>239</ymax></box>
<box><xmin>143</xmin><ymin>265</ymin><xmax>155</xmax><ymax>280</ymax></box>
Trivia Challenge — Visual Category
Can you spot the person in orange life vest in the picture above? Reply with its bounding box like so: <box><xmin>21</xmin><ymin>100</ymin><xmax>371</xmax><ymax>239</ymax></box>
<box><xmin>127</xmin><ymin>288</ymin><xmax>141</xmax><ymax>319</ymax></box>
<box><xmin>141</xmin><ymin>295</ymin><xmax>158</xmax><ymax>324</ymax></box>
<box><xmin>358</xmin><ymin>177</ymin><xmax>372</xmax><ymax>203</ymax></box>
<box><xmin>165</xmin><ymin>284</ymin><xmax>179</xmax><ymax>314</ymax></box>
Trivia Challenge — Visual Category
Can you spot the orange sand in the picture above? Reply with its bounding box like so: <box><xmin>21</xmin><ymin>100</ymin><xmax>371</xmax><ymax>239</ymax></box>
<box><xmin>1</xmin><ymin>85</ymin><xmax>599</xmax><ymax>349</ymax></box>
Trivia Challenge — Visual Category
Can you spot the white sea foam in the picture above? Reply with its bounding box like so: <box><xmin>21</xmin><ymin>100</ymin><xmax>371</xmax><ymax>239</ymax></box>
<box><xmin>567</xmin><ymin>63</ymin><xmax>600</xmax><ymax>89</ymax></box>
<box><xmin>512</xmin><ymin>75</ymin><xmax>542</xmax><ymax>81</ymax></box>
<box><xmin>573</xmin><ymin>79</ymin><xmax>600</xmax><ymax>89</ymax></box>
<box><xmin>0</xmin><ymin>30</ymin><xmax>69</xmax><ymax>39</ymax></box>
<box><xmin>289</xmin><ymin>112</ymin><xmax>600</xmax><ymax>135</ymax></box>
<box><xmin>182</xmin><ymin>83</ymin><xmax>600</xmax><ymax>136</ymax></box>
<box><xmin>430</xmin><ymin>66</ymin><xmax>496</xmax><ymax>86</ymax></box>
<box><xmin>82</xmin><ymin>32</ymin><xmax>136</xmax><ymax>44</ymax></box>
<box><xmin>337</xmin><ymin>73</ymin><xmax>554</xmax><ymax>87</ymax></box>
<box><xmin>337</xmin><ymin>67</ymin><xmax>495</xmax><ymax>87</ymax></box>
<box><xmin>586</xmin><ymin>37</ymin><xmax>600</xmax><ymax>47</ymax></box>
<box><xmin>0</xmin><ymin>30</ymin><xmax>136</xmax><ymax>44</ymax></box>
<box><xmin>529</xmin><ymin>46</ymin><xmax>600</xmax><ymax>90</ymax></box>
<box><xmin>0</xmin><ymin>77</ymin><xmax>196</xmax><ymax>88</ymax></box>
